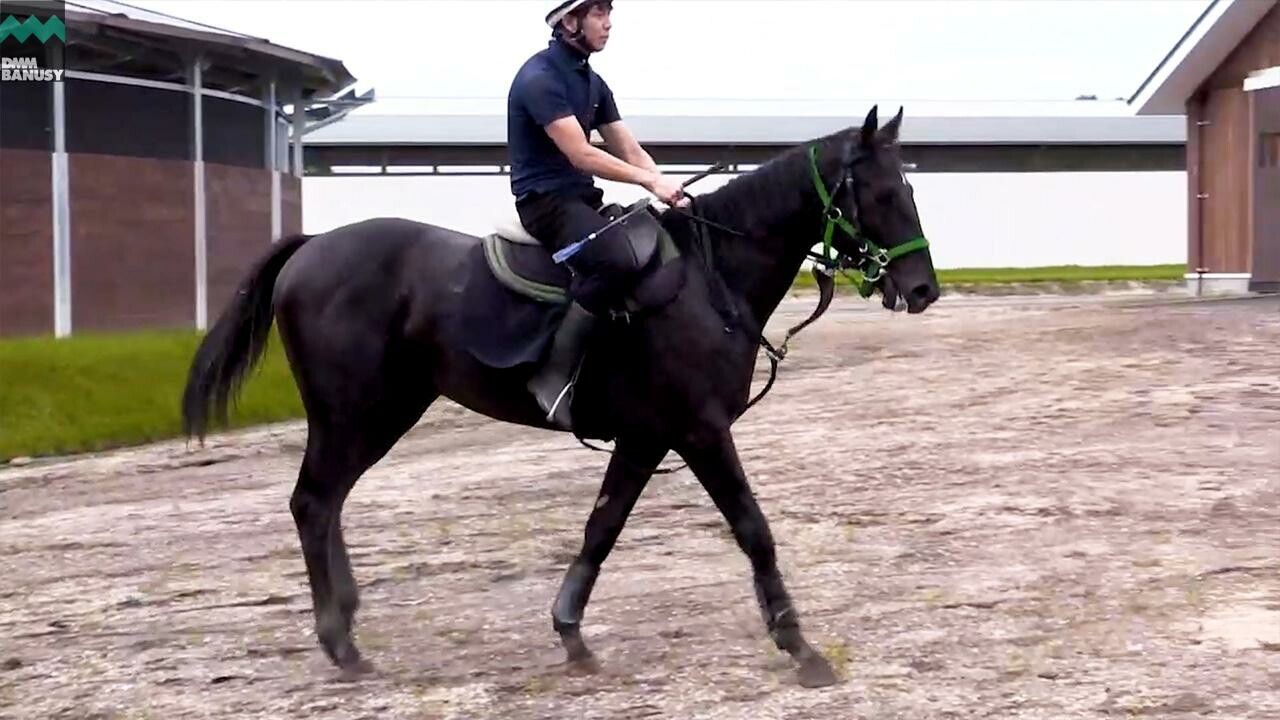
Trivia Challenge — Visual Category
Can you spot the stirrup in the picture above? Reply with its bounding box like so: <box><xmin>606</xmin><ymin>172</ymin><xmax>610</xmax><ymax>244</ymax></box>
<box><xmin>543</xmin><ymin>359</ymin><xmax>584</xmax><ymax>424</ymax></box>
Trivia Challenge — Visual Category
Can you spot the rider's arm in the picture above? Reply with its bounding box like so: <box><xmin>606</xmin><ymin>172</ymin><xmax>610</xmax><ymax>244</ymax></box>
<box><xmin>598</xmin><ymin>120</ymin><xmax>659</xmax><ymax>174</ymax></box>
<box><xmin>543</xmin><ymin>116</ymin><xmax>657</xmax><ymax>188</ymax></box>
<box><xmin>593</xmin><ymin>80</ymin><xmax>659</xmax><ymax>174</ymax></box>
<box><xmin>518</xmin><ymin>70</ymin><xmax>657</xmax><ymax>189</ymax></box>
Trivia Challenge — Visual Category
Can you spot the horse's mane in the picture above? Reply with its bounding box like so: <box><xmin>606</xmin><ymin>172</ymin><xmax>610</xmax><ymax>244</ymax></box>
<box><xmin>690</xmin><ymin>128</ymin><xmax>850</xmax><ymax>237</ymax></box>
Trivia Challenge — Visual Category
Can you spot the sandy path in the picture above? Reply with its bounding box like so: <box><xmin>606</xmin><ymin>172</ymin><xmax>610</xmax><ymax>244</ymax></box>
<box><xmin>2</xmin><ymin>293</ymin><xmax>1278</xmax><ymax>719</ymax></box>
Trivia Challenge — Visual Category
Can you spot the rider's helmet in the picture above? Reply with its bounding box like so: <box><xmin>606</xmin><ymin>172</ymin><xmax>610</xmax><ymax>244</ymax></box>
<box><xmin>545</xmin><ymin>0</ymin><xmax>610</xmax><ymax>31</ymax></box>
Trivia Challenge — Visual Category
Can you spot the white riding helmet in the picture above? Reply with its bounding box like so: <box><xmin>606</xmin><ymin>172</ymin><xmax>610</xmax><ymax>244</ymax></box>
<box><xmin>545</xmin><ymin>0</ymin><xmax>607</xmax><ymax>28</ymax></box>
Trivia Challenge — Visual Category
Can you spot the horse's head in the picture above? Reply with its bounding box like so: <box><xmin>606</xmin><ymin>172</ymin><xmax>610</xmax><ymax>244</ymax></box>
<box><xmin>827</xmin><ymin>106</ymin><xmax>940</xmax><ymax>314</ymax></box>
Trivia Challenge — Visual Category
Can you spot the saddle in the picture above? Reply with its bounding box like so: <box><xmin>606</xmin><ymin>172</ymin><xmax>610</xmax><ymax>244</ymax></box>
<box><xmin>483</xmin><ymin>200</ymin><xmax>681</xmax><ymax>310</ymax></box>
<box><xmin>454</xmin><ymin>200</ymin><xmax>686</xmax><ymax>371</ymax></box>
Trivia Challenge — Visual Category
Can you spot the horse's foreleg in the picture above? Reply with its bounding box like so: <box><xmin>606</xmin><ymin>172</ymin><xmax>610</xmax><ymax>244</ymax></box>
<box><xmin>553</xmin><ymin>437</ymin><xmax>668</xmax><ymax>669</ymax></box>
<box><xmin>678</xmin><ymin>430</ymin><xmax>838</xmax><ymax>688</ymax></box>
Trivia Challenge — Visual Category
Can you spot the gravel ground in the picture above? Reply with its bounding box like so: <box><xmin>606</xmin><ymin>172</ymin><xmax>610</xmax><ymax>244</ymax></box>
<box><xmin>2</xmin><ymin>292</ymin><xmax>1278</xmax><ymax>720</ymax></box>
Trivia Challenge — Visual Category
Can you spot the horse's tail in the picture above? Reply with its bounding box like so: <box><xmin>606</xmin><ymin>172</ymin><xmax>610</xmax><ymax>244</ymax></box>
<box><xmin>181</xmin><ymin>233</ymin><xmax>311</xmax><ymax>441</ymax></box>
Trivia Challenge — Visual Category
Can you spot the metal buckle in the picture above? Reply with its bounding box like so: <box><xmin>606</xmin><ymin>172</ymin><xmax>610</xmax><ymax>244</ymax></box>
<box><xmin>861</xmin><ymin>264</ymin><xmax>887</xmax><ymax>283</ymax></box>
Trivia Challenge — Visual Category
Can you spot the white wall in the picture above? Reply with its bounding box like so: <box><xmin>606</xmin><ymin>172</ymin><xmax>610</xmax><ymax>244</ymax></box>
<box><xmin>302</xmin><ymin>170</ymin><xmax>1187</xmax><ymax>269</ymax></box>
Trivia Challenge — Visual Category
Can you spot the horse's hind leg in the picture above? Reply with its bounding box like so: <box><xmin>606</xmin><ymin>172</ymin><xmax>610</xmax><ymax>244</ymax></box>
<box><xmin>290</xmin><ymin>388</ymin><xmax>434</xmax><ymax>675</ymax></box>
<box><xmin>284</xmin><ymin>331</ymin><xmax>437</xmax><ymax>673</ymax></box>
<box><xmin>291</xmin><ymin>427</ymin><xmax>367</xmax><ymax>670</ymax></box>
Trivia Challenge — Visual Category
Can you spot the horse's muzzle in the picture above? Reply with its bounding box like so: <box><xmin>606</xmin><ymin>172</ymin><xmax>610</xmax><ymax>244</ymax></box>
<box><xmin>905</xmin><ymin>282</ymin><xmax>939</xmax><ymax>314</ymax></box>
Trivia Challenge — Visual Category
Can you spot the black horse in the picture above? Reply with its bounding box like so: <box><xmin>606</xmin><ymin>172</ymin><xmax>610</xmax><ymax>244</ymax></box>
<box><xmin>182</xmin><ymin>105</ymin><xmax>940</xmax><ymax>688</ymax></box>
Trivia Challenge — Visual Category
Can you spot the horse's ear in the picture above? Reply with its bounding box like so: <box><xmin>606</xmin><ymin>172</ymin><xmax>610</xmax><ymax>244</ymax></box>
<box><xmin>859</xmin><ymin>104</ymin><xmax>879</xmax><ymax>147</ymax></box>
<box><xmin>880</xmin><ymin>106</ymin><xmax>904</xmax><ymax>141</ymax></box>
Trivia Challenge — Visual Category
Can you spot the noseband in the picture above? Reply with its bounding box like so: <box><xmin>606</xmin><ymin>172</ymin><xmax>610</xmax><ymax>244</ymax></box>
<box><xmin>806</xmin><ymin>145</ymin><xmax>930</xmax><ymax>298</ymax></box>
<box><xmin>745</xmin><ymin>143</ymin><xmax>932</xmax><ymax>414</ymax></box>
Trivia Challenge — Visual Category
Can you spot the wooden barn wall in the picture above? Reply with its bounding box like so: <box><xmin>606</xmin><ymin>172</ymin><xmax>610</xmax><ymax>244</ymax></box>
<box><xmin>1205</xmin><ymin>3</ymin><xmax>1280</xmax><ymax>91</ymax></box>
<box><xmin>1253</xmin><ymin>87</ymin><xmax>1280</xmax><ymax>289</ymax></box>
<box><xmin>69</xmin><ymin>154</ymin><xmax>195</xmax><ymax>332</ymax></box>
<box><xmin>1199</xmin><ymin>87</ymin><xmax>1254</xmax><ymax>274</ymax></box>
<box><xmin>0</xmin><ymin>149</ymin><xmax>54</xmax><ymax>337</ymax></box>
<box><xmin>1195</xmin><ymin>2</ymin><xmax>1280</xmax><ymax>276</ymax></box>
<box><xmin>205</xmin><ymin>163</ymin><xmax>272</xmax><ymax>320</ymax></box>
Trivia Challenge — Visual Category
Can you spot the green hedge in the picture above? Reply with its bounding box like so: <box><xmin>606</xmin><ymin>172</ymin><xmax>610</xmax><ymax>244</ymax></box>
<box><xmin>0</xmin><ymin>330</ymin><xmax>303</xmax><ymax>461</ymax></box>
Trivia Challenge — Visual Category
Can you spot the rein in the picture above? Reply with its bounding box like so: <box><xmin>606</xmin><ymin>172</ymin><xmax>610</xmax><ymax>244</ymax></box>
<box><xmin>575</xmin><ymin>143</ymin><xmax>929</xmax><ymax>472</ymax></box>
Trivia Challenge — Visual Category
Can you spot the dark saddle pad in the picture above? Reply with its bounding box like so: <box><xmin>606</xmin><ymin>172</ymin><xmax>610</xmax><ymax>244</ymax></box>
<box><xmin>454</xmin><ymin>202</ymin><xmax>686</xmax><ymax>369</ymax></box>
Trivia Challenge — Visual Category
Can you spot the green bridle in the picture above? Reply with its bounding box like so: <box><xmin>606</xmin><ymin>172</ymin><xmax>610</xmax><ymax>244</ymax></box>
<box><xmin>581</xmin><ymin>142</ymin><xmax>937</xmax><ymax>473</ymax></box>
<box><xmin>806</xmin><ymin>145</ymin><xmax>930</xmax><ymax>298</ymax></box>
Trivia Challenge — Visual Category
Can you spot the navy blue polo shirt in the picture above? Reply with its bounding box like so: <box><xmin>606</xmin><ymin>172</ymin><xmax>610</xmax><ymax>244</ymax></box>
<box><xmin>507</xmin><ymin>38</ymin><xmax>621</xmax><ymax>198</ymax></box>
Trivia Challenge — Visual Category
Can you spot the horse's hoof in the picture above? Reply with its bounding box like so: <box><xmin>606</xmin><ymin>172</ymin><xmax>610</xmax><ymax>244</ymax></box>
<box><xmin>562</xmin><ymin>633</ymin><xmax>601</xmax><ymax>675</ymax></box>
<box><xmin>566</xmin><ymin>652</ymin><xmax>601</xmax><ymax>676</ymax></box>
<box><xmin>797</xmin><ymin>656</ymin><xmax>839</xmax><ymax>688</ymax></box>
<box><xmin>336</xmin><ymin>657</ymin><xmax>376</xmax><ymax>682</ymax></box>
<box><xmin>332</xmin><ymin>650</ymin><xmax>373</xmax><ymax>676</ymax></box>
<box><xmin>559</xmin><ymin>627</ymin><xmax>595</xmax><ymax>666</ymax></box>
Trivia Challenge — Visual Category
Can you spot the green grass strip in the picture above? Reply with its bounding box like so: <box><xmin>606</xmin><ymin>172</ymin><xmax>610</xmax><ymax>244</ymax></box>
<box><xmin>0</xmin><ymin>330</ymin><xmax>302</xmax><ymax>461</ymax></box>
<box><xmin>792</xmin><ymin>263</ymin><xmax>1185</xmax><ymax>289</ymax></box>
<box><xmin>0</xmin><ymin>262</ymin><xmax>1186</xmax><ymax>461</ymax></box>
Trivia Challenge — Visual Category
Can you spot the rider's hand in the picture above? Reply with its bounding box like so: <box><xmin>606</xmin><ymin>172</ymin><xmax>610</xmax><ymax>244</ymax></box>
<box><xmin>645</xmin><ymin>173</ymin><xmax>686</xmax><ymax>206</ymax></box>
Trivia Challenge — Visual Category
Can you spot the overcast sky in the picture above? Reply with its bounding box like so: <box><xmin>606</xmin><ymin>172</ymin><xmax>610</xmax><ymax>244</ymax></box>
<box><xmin>120</xmin><ymin>0</ymin><xmax>1210</xmax><ymax>114</ymax></box>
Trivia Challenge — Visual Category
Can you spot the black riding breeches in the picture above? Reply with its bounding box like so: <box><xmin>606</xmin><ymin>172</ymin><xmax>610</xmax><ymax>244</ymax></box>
<box><xmin>515</xmin><ymin>187</ymin><xmax>646</xmax><ymax>315</ymax></box>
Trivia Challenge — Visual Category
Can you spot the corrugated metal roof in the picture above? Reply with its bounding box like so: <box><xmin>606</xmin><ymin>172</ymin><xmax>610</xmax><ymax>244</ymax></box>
<box><xmin>65</xmin><ymin>0</ymin><xmax>258</xmax><ymax>39</ymax></box>
<box><xmin>35</xmin><ymin>0</ymin><xmax>358</xmax><ymax>96</ymax></box>
<box><xmin>305</xmin><ymin>112</ymin><xmax>1186</xmax><ymax>147</ymax></box>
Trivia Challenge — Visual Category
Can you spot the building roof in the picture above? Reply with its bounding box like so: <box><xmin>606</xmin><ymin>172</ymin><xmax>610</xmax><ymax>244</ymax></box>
<box><xmin>65</xmin><ymin>0</ymin><xmax>258</xmax><ymax>39</ymax></box>
<box><xmin>8</xmin><ymin>0</ymin><xmax>357</xmax><ymax>98</ymax></box>
<box><xmin>1129</xmin><ymin>0</ymin><xmax>1277</xmax><ymax>114</ymax></box>
<box><xmin>304</xmin><ymin>111</ymin><xmax>1185</xmax><ymax>148</ymax></box>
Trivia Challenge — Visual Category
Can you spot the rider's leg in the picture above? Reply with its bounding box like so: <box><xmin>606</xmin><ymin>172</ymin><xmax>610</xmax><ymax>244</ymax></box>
<box><xmin>527</xmin><ymin>301</ymin><xmax>596</xmax><ymax>428</ymax></box>
<box><xmin>516</xmin><ymin>189</ymin><xmax>640</xmax><ymax>430</ymax></box>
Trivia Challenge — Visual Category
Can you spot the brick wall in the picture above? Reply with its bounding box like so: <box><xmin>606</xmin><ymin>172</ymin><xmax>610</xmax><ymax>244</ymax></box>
<box><xmin>69</xmin><ymin>154</ymin><xmax>195</xmax><ymax>332</ymax></box>
<box><xmin>205</xmin><ymin>162</ymin><xmax>272</xmax><ymax>320</ymax></box>
<box><xmin>1</xmin><ymin>157</ymin><xmax>300</xmax><ymax>336</ymax></box>
<box><xmin>281</xmin><ymin>173</ymin><xmax>302</xmax><ymax>238</ymax></box>
<box><xmin>0</xmin><ymin>149</ymin><xmax>54</xmax><ymax>337</ymax></box>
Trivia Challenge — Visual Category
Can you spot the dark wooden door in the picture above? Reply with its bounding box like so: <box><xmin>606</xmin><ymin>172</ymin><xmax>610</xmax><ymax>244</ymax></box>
<box><xmin>1253</xmin><ymin>86</ymin><xmax>1280</xmax><ymax>293</ymax></box>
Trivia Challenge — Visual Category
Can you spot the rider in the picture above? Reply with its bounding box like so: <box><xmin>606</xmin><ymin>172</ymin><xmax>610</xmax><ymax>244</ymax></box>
<box><xmin>508</xmin><ymin>0</ymin><xmax>688</xmax><ymax>430</ymax></box>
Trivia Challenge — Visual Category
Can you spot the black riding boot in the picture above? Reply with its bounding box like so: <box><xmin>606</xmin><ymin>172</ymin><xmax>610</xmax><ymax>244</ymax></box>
<box><xmin>528</xmin><ymin>302</ymin><xmax>598</xmax><ymax>430</ymax></box>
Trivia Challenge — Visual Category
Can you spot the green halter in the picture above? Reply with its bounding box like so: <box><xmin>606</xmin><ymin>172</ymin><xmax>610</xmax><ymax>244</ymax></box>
<box><xmin>807</xmin><ymin>145</ymin><xmax>930</xmax><ymax>298</ymax></box>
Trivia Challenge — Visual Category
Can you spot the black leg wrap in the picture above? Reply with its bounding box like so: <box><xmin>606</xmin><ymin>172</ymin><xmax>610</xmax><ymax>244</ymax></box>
<box><xmin>552</xmin><ymin>561</ymin><xmax>599</xmax><ymax>633</ymax></box>
<box><xmin>755</xmin><ymin>576</ymin><xmax>796</xmax><ymax>627</ymax></box>
<box><xmin>755</xmin><ymin>575</ymin><xmax>809</xmax><ymax>656</ymax></box>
